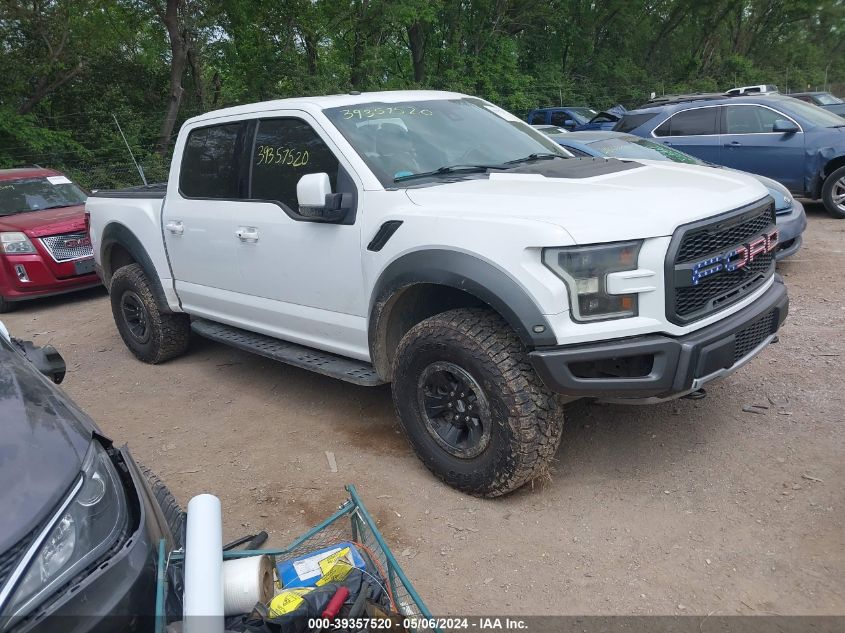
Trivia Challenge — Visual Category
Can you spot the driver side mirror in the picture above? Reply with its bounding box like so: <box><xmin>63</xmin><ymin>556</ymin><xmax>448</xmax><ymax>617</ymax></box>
<box><xmin>772</xmin><ymin>119</ymin><xmax>799</xmax><ymax>134</ymax></box>
<box><xmin>564</xmin><ymin>119</ymin><xmax>576</xmax><ymax>130</ymax></box>
<box><xmin>296</xmin><ymin>173</ymin><xmax>351</xmax><ymax>223</ymax></box>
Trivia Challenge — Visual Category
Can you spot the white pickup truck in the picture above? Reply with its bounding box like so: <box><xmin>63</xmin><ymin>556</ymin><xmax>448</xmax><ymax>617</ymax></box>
<box><xmin>87</xmin><ymin>90</ymin><xmax>788</xmax><ymax>496</ymax></box>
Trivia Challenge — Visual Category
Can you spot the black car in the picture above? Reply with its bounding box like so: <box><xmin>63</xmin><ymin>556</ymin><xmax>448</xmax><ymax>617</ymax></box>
<box><xmin>0</xmin><ymin>325</ymin><xmax>182</xmax><ymax>631</ymax></box>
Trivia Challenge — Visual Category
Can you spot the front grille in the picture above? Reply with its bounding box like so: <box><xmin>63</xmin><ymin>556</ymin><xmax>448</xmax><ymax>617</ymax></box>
<box><xmin>39</xmin><ymin>232</ymin><xmax>93</xmax><ymax>262</ymax></box>
<box><xmin>676</xmin><ymin>209</ymin><xmax>773</xmax><ymax>262</ymax></box>
<box><xmin>675</xmin><ymin>253</ymin><xmax>772</xmax><ymax>317</ymax></box>
<box><xmin>667</xmin><ymin>201</ymin><xmax>776</xmax><ymax>324</ymax></box>
<box><xmin>733</xmin><ymin>310</ymin><xmax>777</xmax><ymax>363</ymax></box>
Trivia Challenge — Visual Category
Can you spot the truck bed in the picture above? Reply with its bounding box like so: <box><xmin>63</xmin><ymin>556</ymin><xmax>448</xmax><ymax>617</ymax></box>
<box><xmin>89</xmin><ymin>182</ymin><xmax>167</xmax><ymax>199</ymax></box>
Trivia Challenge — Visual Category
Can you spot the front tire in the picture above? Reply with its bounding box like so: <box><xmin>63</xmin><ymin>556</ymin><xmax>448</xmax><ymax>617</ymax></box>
<box><xmin>140</xmin><ymin>464</ymin><xmax>185</xmax><ymax>548</ymax></box>
<box><xmin>391</xmin><ymin>308</ymin><xmax>564</xmax><ymax>497</ymax></box>
<box><xmin>110</xmin><ymin>263</ymin><xmax>190</xmax><ymax>363</ymax></box>
<box><xmin>0</xmin><ymin>296</ymin><xmax>18</xmax><ymax>313</ymax></box>
<box><xmin>822</xmin><ymin>165</ymin><xmax>845</xmax><ymax>219</ymax></box>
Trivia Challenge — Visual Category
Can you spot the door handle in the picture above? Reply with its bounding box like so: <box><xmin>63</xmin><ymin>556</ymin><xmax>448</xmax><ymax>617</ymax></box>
<box><xmin>165</xmin><ymin>220</ymin><xmax>184</xmax><ymax>235</ymax></box>
<box><xmin>236</xmin><ymin>226</ymin><xmax>259</xmax><ymax>242</ymax></box>
<box><xmin>723</xmin><ymin>141</ymin><xmax>742</xmax><ymax>147</ymax></box>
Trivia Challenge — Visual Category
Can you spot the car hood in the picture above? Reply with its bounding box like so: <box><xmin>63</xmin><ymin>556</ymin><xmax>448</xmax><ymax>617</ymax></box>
<box><xmin>0</xmin><ymin>204</ymin><xmax>87</xmax><ymax>238</ymax></box>
<box><xmin>404</xmin><ymin>159</ymin><xmax>769</xmax><ymax>243</ymax></box>
<box><xmin>0</xmin><ymin>338</ymin><xmax>92</xmax><ymax>552</ymax></box>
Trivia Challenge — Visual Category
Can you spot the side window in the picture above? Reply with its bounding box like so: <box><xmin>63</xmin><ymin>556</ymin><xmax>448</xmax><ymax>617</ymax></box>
<box><xmin>724</xmin><ymin>106</ymin><xmax>783</xmax><ymax>134</ymax></box>
<box><xmin>180</xmin><ymin>122</ymin><xmax>249</xmax><ymax>198</ymax></box>
<box><xmin>656</xmin><ymin>108</ymin><xmax>718</xmax><ymax>137</ymax></box>
<box><xmin>251</xmin><ymin>118</ymin><xmax>339</xmax><ymax>209</ymax></box>
<box><xmin>550</xmin><ymin>111</ymin><xmax>569</xmax><ymax>126</ymax></box>
<box><xmin>529</xmin><ymin>111</ymin><xmax>546</xmax><ymax>125</ymax></box>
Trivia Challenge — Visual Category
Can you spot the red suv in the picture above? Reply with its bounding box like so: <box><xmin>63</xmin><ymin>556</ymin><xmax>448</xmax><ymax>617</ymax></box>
<box><xmin>0</xmin><ymin>167</ymin><xmax>100</xmax><ymax>312</ymax></box>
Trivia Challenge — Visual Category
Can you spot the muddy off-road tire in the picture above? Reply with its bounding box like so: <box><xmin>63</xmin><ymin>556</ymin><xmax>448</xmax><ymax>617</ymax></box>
<box><xmin>110</xmin><ymin>263</ymin><xmax>190</xmax><ymax>364</ymax></box>
<box><xmin>391</xmin><ymin>308</ymin><xmax>565</xmax><ymax>497</ymax></box>
<box><xmin>822</xmin><ymin>165</ymin><xmax>845</xmax><ymax>219</ymax></box>
<box><xmin>140</xmin><ymin>464</ymin><xmax>185</xmax><ymax>548</ymax></box>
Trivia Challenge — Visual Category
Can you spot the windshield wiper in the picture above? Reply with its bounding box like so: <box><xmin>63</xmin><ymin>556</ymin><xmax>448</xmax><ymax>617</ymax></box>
<box><xmin>503</xmin><ymin>152</ymin><xmax>567</xmax><ymax>165</ymax></box>
<box><xmin>32</xmin><ymin>204</ymin><xmax>76</xmax><ymax>211</ymax></box>
<box><xmin>394</xmin><ymin>164</ymin><xmax>506</xmax><ymax>183</ymax></box>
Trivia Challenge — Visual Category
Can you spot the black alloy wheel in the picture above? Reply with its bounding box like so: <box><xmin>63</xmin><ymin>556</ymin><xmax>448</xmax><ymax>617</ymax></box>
<box><xmin>417</xmin><ymin>361</ymin><xmax>492</xmax><ymax>459</ymax></box>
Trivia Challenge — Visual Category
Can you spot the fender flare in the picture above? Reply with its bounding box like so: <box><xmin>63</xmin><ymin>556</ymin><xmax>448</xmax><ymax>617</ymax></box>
<box><xmin>368</xmin><ymin>249</ymin><xmax>556</xmax><ymax>373</ymax></box>
<box><xmin>100</xmin><ymin>222</ymin><xmax>173</xmax><ymax>313</ymax></box>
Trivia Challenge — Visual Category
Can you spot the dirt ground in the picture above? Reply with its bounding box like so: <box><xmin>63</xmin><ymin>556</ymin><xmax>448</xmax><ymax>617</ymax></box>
<box><xmin>3</xmin><ymin>201</ymin><xmax>843</xmax><ymax>617</ymax></box>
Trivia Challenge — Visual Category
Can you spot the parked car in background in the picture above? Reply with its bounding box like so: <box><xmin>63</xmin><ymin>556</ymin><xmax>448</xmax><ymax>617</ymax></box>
<box><xmin>0</xmin><ymin>321</ymin><xmax>182</xmax><ymax>631</ymax></box>
<box><xmin>725</xmin><ymin>84</ymin><xmax>779</xmax><ymax>96</ymax></box>
<box><xmin>576</xmin><ymin>105</ymin><xmax>627</xmax><ymax>131</ymax></box>
<box><xmin>788</xmin><ymin>92</ymin><xmax>845</xmax><ymax>117</ymax></box>
<box><xmin>550</xmin><ymin>131</ymin><xmax>806</xmax><ymax>259</ymax></box>
<box><xmin>526</xmin><ymin>106</ymin><xmax>597</xmax><ymax>130</ymax></box>
<box><xmin>616</xmin><ymin>94</ymin><xmax>845</xmax><ymax>218</ymax></box>
<box><xmin>527</xmin><ymin>105</ymin><xmax>625</xmax><ymax>131</ymax></box>
<box><xmin>0</xmin><ymin>167</ymin><xmax>100</xmax><ymax>312</ymax></box>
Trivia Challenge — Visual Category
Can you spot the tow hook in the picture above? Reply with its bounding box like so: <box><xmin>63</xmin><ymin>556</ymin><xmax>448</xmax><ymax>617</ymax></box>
<box><xmin>682</xmin><ymin>388</ymin><xmax>707</xmax><ymax>400</ymax></box>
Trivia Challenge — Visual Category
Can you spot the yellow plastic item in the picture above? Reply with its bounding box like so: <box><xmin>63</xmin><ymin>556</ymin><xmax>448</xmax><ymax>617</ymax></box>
<box><xmin>268</xmin><ymin>588</ymin><xmax>313</xmax><ymax>617</ymax></box>
<box><xmin>315</xmin><ymin>547</ymin><xmax>354</xmax><ymax>587</ymax></box>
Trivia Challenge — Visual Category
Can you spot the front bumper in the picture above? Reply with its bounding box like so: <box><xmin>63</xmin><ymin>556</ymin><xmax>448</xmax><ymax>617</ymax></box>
<box><xmin>774</xmin><ymin>201</ymin><xmax>807</xmax><ymax>261</ymax></box>
<box><xmin>530</xmin><ymin>276</ymin><xmax>788</xmax><ymax>403</ymax></box>
<box><xmin>0</xmin><ymin>253</ymin><xmax>100</xmax><ymax>302</ymax></box>
<box><xmin>19</xmin><ymin>446</ymin><xmax>175</xmax><ymax>632</ymax></box>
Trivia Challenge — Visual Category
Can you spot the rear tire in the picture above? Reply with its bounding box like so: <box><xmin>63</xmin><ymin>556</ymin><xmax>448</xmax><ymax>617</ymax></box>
<box><xmin>391</xmin><ymin>308</ymin><xmax>565</xmax><ymax>497</ymax></box>
<box><xmin>0</xmin><ymin>296</ymin><xmax>18</xmax><ymax>313</ymax></box>
<box><xmin>110</xmin><ymin>263</ymin><xmax>190</xmax><ymax>363</ymax></box>
<box><xmin>140</xmin><ymin>464</ymin><xmax>185</xmax><ymax>548</ymax></box>
<box><xmin>822</xmin><ymin>165</ymin><xmax>845</xmax><ymax>219</ymax></box>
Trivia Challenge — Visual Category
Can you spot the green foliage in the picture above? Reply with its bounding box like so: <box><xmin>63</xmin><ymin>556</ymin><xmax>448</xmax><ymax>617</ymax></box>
<box><xmin>0</xmin><ymin>0</ymin><xmax>843</xmax><ymax>187</ymax></box>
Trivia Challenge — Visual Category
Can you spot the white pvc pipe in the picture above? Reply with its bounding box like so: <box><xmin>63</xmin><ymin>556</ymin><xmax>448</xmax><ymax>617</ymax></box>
<box><xmin>183</xmin><ymin>494</ymin><xmax>224</xmax><ymax>633</ymax></box>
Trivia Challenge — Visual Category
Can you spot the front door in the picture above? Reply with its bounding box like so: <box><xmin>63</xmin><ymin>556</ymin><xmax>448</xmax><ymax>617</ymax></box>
<box><xmin>232</xmin><ymin>115</ymin><xmax>368</xmax><ymax>359</ymax></box>
<box><xmin>719</xmin><ymin>104</ymin><xmax>805</xmax><ymax>192</ymax></box>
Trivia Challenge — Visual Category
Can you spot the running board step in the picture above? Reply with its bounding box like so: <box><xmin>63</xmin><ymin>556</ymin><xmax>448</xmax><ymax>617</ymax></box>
<box><xmin>190</xmin><ymin>318</ymin><xmax>385</xmax><ymax>387</ymax></box>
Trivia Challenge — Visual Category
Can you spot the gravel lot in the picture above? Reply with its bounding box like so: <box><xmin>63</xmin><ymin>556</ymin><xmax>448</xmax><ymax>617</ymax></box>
<box><xmin>3</xmin><ymin>202</ymin><xmax>843</xmax><ymax>617</ymax></box>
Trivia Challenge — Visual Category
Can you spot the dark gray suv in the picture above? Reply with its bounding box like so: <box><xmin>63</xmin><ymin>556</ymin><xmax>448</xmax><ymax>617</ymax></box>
<box><xmin>0</xmin><ymin>325</ymin><xmax>182</xmax><ymax>631</ymax></box>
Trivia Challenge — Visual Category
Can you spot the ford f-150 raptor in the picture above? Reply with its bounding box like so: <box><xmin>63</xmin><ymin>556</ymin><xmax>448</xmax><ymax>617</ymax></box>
<box><xmin>86</xmin><ymin>91</ymin><xmax>789</xmax><ymax>497</ymax></box>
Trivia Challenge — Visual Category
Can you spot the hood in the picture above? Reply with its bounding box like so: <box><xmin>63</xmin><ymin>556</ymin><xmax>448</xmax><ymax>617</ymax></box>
<box><xmin>0</xmin><ymin>204</ymin><xmax>86</xmax><ymax>237</ymax></box>
<box><xmin>0</xmin><ymin>337</ymin><xmax>92</xmax><ymax>552</ymax></box>
<box><xmin>404</xmin><ymin>159</ymin><xmax>769</xmax><ymax>244</ymax></box>
<box><xmin>747</xmin><ymin>173</ymin><xmax>791</xmax><ymax>211</ymax></box>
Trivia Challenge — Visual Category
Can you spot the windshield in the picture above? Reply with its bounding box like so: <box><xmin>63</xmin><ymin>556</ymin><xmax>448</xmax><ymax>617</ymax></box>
<box><xmin>323</xmin><ymin>98</ymin><xmax>568</xmax><ymax>185</ymax></box>
<box><xmin>589</xmin><ymin>137</ymin><xmax>703</xmax><ymax>164</ymax></box>
<box><xmin>780</xmin><ymin>97</ymin><xmax>845</xmax><ymax>127</ymax></box>
<box><xmin>0</xmin><ymin>176</ymin><xmax>87</xmax><ymax>217</ymax></box>
<box><xmin>568</xmin><ymin>108</ymin><xmax>597</xmax><ymax>125</ymax></box>
<box><xmin>815</xmin><ymin>93</ymin><xmax>843</xmax><ymax>106</ymax></box>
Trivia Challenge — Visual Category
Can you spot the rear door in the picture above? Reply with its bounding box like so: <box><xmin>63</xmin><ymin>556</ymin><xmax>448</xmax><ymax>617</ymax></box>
<box><xmin>162</xmin><ymin>119</ymin><xmax>254</xmax><ymax>316</ymax></box>
<box><xmin>718</xmin><ymin>104</ymin><xmax>805</xmax><ymax>191</ymax></box>
<box><xmin>651</xmin><ymin>105</ymin><xmax>720</xmax><ymax>162</ymax></box>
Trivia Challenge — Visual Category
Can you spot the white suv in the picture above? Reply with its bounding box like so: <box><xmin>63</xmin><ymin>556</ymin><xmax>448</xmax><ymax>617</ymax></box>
<box><xmin>87</xmin><ymin>91</ymin><xmax>788</xmax><ymax>496</ymax></box>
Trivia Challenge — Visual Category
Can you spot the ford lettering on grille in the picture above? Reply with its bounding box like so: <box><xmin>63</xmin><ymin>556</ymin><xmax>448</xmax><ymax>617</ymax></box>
<box><xmin>666</xmin><ymin>200</ymin><xmax>777</xmax><ymax>325</ymax></box>
<box><xmin>677</xmin><ymin>228</ymin><xmax>779</xmax><ymax>288</ymax></box>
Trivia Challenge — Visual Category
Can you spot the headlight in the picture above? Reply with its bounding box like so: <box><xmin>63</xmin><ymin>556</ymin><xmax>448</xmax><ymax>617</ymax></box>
<box><xmin>0</xmin><ymin>232</ymin><xmax>37</xmax><ymax>254</ymax></box>
<box><xmin>2</xmin><ymin>442</ymin><xmax>128</xmax><ymax>620</ymax></box>
<box><xmin>543</xmin><ymin>241</ymin><xmax>642</xmax><ymax>322</ymax></box>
